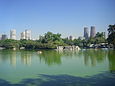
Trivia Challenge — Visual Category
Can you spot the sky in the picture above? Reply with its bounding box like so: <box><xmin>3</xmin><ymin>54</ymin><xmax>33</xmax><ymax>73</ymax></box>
<box><xmin>0</xmin><ymin>0</ymin><xmax>115</xmax><ymax>39</ymax></box>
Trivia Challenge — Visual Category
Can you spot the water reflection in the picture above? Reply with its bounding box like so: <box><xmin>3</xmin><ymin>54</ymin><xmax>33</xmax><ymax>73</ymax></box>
<box><xmin>10</xmin><ymin>51</ymin><xmax>16</xmax><ymax>67</ymax></box>
<box><xmin>21</xmin><ymin>51</ymin><xmax>32</xmax><ymax>65</ymax></box>
<box><xmin>0</xmin><ymin>49</ymin><xmax>115</xmax><ymax>72</ymax></box>
<box><xmin>38</xmin><ymin>50</ymin><xmax>62</xmax><ymax>65</ymax></box>
<box><xmin>0</xmin><ymin>50</ymin><xmax>11</xmax><ymax>62</ymax></box>
<box><xmin>38</xmin><ymin>50</ymin><xmax>81</xmax><ymax>65</ymax></box>
<box><xmin>108</xmin><ymin>50</ymin><xmax>115</xmax><ymax>72</ymax></box>
<box><xmin>82</xmin><ymin>49</ymin><xmax>107</xmax><ymax>66</ymax></box>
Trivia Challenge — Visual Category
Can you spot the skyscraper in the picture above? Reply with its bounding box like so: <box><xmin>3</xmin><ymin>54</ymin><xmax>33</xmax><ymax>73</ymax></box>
<box><xmin>25</xmin><ymin>29</ymin><xmax>31</xmax><ymax>40</ymax></box>
<box><xmin>90</xmin><ymin>26</ymin><xmax>96</xmax><ymax>38</ymax></box>
<box><xmin>84</xmin><ymin>27</ymin><xmax>89</xmax><ymax>40</ymax></box>
<box><xmin>21</xmin><ymin>32</ymin><xmax>25</xmax><ymax>39</ymax></box>
<box><xmin>10</xmin><ymin>29</ymin><xmax>16</xmax><ymax>40</ymax></box>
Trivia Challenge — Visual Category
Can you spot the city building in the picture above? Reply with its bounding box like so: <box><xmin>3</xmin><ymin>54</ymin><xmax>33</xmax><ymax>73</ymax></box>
<box><xmin>102</xmin><ymin>32</ymin><xmax>106</xmax><ymax>38</ymax></box>
<box><xmin>68</xmin><ymin>35</ymin><xmax>75</xmax><ymax>40</ymax></box>
<box><xmin>25</xmin><ymin>29</ymin><xmax>31</xmax><ymax>40</ymax></box>
<box><xmin>20</xmin><ymin>29</ymin><xmax>31</xmax><ymax>40</ymax></box>
<box><xmin>84</xmin><ymin>27</ymin><xmax>89</xmax><ymax>40</ymax></box>
<box><xmin>1</xmin><ymin>34</ymin><xmax>7</xmax><ymax>40</ymax></box>
<box><xmin>10</xmin><ymin>29</ymin><xmax>16</xmax><ymax>40</ymax></box>
<box><xmin>21</xmin><ymin>32</ymin><xmax>25</xmax><ymax>39</ymax></box>
<box><xmin>69</xmin><ymin>35</ymin><xmax>73</xmax><ymax>40</ymax></box>
<box><xmin>90</xmin><ymin>26</ymin><xmax>96</xmax><ymax>38</ymax></box>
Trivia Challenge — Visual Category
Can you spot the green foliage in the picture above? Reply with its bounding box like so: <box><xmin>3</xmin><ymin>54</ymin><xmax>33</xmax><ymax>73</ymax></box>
<box><xmin>39</xmin><ymin>50</ymin><xmax>62</xmax><ymax>65</ymax></box>
<box><xmin>107</xmin><ymin>24</ymin><xmax>115</xmax><ymax>49</ymax></box>
<box><xmin>73</xmin><ymin>38</ymin><xmax>83</xmax><ymax>47</ymax></box>
<box><xmin>63</xmin><ymin>38</ymin><xmax>74</xmax><ymax>45</ymax></box>
<box><xmin>19</xmin><ymin>39</ymin><xmax>57</xmax><ymax>49</ymax></box>
<box><xmin>0</xmin><ymin>39</ymin><xmax>19</xmax><ymax>49</ymax></box>
<box><xmin>39</xmin><ymin>32</ymin><xmax>64</xmax><ymax>46</ymax></box>
<box><xmin>95</xmin><ymin>32</ymin><xmax>106</xmax><ymax>44</ymax></box>
<box><xmin>85</xmin><ymin>32</ymin><xmax>106</xmax><ymax>46</ymax></box>
<box><xmin>108</xmin><ymin>25</ymin><xmax>115</xmax><ymax>35</ymax></box>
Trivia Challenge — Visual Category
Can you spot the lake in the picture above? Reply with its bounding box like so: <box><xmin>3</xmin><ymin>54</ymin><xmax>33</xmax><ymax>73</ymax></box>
<box><xmin>0</xmin><ymin>49</ymin><xmax>115</xmax><ymax>86</ymax></box>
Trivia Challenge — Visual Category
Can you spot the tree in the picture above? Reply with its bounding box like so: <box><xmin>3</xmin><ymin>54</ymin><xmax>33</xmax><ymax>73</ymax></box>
<box><xmin>39</xmin><ymin>32</ymin><xmax>64</xmax><ymax>46</ymax></box>
<box><xmin>63</xmin><ymin>38</ymin><xmax>74</xmax><ymax>45</ymax></box>
<box><xmin>0</xmin><ymin>39</ymin><xmax>19</xmax><ymax>49</ymax></box>
<box><xmin>107</xmin><ymin>24</ymin><xmax>115</xmax><ymax>49</ymax></box>
<box><xmin>73</xmin><ymin>38</ymin><xmax>84</xmax><ymax>47</ymax></box>
<box><xmin>95</xmin><ymin>32</ymin><xmax>106</xmax><ymax>44</ymax></box>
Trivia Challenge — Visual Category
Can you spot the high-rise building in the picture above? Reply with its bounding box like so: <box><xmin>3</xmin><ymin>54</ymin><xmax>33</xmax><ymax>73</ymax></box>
<box><xmin>25</xmin><ymin>29</ymin><xmax>31</xmax><ymax>40</ymax></box>
<box><xmin>20</xmin><ymin>30</ymin><xmax>31</xmax><ymax>40</ymax></box>
<box><xmin>10</xmin><ymin>29</ymin><xmax>16</xmax><ymax>40</ymax></box>
<box><xmin>21</xmin><ymin>32</ymin><xmax>25</xmax><ymax>39</ymax></box>
<box><xmin>84</xmin><ymin>27</ymin><xmax>89</xmax><ymax>40</ymax></box>
<box><xmin>90</xmin><ymin>26</ymin><xmax>96</xmax><ymax>38</ymax></box>
<box><xmin>1</xmin><ymin>34</ymin><xmax>7</xmax><ymax>40</ymax></box>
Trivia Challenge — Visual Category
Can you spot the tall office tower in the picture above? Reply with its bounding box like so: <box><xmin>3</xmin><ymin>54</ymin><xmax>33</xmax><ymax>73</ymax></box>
<box><xmin>1</xmin><ymin>34</ymin><xmax>7</xmax><ymax>40</ymax></box>
<box><xmin>84</xmin><ymin>27</ymin><xmax>89</xmax><ymax>40</ymax></box>
<box><xmin>25</xmin><ymin>29</ymin><xmax>31</xmax><ymax>40</ymax></box>
<box><xmin>90</xmin><ymin>26</ymin><xmax>96</xmax><ymax>38</ymax></box>
<box><xmin>21</xmin><ymin>32</ymin><xmax>25</xmax><ymax>39</ymax></box>
<box><xmin>10</xmin><ymin>29</ymin><xmax>16</xmax><ymax>40</ymax></box>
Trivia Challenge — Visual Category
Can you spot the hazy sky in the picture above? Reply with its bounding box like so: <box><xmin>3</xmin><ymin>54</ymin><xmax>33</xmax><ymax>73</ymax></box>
<box><xmin>0</xmin><ymin>0</ymin><xmax>115</xmax><ymax>39</ymax></box>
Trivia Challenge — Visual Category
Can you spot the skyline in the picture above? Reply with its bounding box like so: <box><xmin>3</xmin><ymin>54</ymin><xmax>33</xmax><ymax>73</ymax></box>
<box><xmin>0</xmin><ymin>26</ymin><xmax>105</xmax><ymax>40</ymax></box>
<box><xmin>0</xmin><ymin>0</ymin><xmax>115</xmax><ymax>39</ymax></box>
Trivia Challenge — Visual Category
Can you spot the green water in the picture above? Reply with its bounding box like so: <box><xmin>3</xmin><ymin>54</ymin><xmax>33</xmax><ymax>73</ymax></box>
<box><xmin>0</xmin><ymin>49</ymin><xmax>115</xmax><ymax>85</ymax></box>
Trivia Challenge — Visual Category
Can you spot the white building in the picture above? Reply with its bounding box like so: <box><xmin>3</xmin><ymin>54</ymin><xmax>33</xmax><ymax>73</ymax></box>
<box><xmin>10</xmin><ymin>29</ymin><xmax>16</xmax><ymax>40</ymax></box>
<box><xmin>21</xmin><ymin>29</ymin><xmax>31</xmax><ymax>40</ymax></box>
<box><xmin>25</xmin><ymin>29</ymin><xmax>31</xmax><ymax>40</ymax></box>
<box><xmin>21</xmin><ymin>32</ymin><xmax>25</xmax><ymax>39</ymax></box>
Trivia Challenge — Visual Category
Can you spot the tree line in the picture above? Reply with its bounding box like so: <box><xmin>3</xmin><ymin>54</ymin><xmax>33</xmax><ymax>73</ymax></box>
<box><xmin>0</xmin><ymin>24</ymin><xmax>115</xmax><ymax>50</ymax></box>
